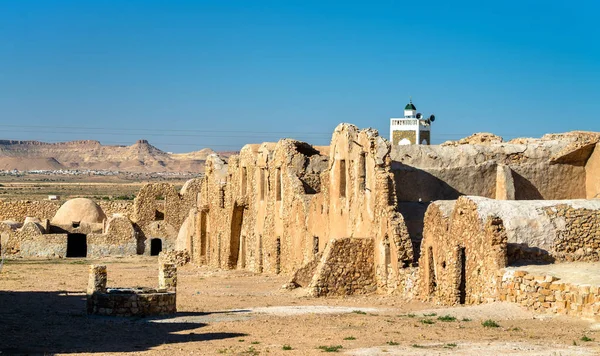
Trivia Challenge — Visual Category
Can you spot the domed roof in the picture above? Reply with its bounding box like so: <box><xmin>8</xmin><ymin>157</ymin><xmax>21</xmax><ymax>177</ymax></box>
<box><xmin>51</xmin><ymin>198</ymin><xmax>107</xmax><ymax>226</ymax></box>
<box><xmin>405</xmin><ymin>100</ymin><xmax>416</xmax><ymax>111</ymax></box>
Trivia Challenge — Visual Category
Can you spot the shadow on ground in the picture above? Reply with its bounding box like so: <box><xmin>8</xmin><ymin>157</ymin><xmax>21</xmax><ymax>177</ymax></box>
<box><xmin>0</xmin><ymin>290</ymin><xmax>245</xmax><ymax>354</ymax></box>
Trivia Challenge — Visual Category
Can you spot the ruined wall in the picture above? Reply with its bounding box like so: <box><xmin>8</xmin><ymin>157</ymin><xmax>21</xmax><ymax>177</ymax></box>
<box><xmin>97</xmin><ymin>201</ymin><xmax>134</xmax><ymax>219</ymax></box>
<box><xmin>133</xmin><ymin>183</ymin><xmax>181</xmax><ymax>227</ymax></box>
<box><xmin>0</xmin><ymin>221</ymin><xmax>68</xmax><ymax>257</ymax></box>
<box><xmin>194</xmin><ymin>153</ymin><xmax>232</xmax><ymax>269</ymax></box>
<box><xmin>133</xmin><ymin>179</ymin><xmax>202</xmax><ymax>254</ymax></box>
<box><xmin>308</xmin><ymin>124</ymin><xmax>413</xmax><ymax>293</ymax></box>
<box><xmin>0</xmin><ymin>200</ymin><xmax>60</xmax><ymax>223</ymax></box>
<box><xmin>307</xmin><ymin>238</ymin><xmax>376</xmax><ymax>297</ymax></box>
<box><xmin>0</xmin><ymin>199</ymin><xmax>131</xmax><ymax>224</ymax></box>
<box><xmin>417</xmin><ymin>200</ymin><xmax>455</xmax><ymax>304</ymax></box>
<box><xmin>193</xmin><ymin>141</ymin><xmax>329</xmax><ymax>274</ymax></box>
<box><xmin>419</xmin><ymin>196</ymin><xmax>600</xmax><ymax>306</ymax></box>
<box><xmin>497</xmin><ymin>269</ymin><xmax>600</xmax><ymax>320</ymax></box>
<box><xmin>543</xmin><ymin>204</ymin><xmax>600</xmax><ymax>262</ymax></box>
<box><xmin>447</xmin><ymin>197</ymin><xmax>508</xmax><ymax>305</ymax></box>
<box><xmin>461</xmin><ymin>197</ymin><xmax>600</xmax><ymax>264</ymax></box>
<box><xmin>391</xmin><ymin>134</ymin><xmax>595</xmax><ymax>202</ymax></box>
<box><xmin>418</xmin><ymin>197</ymin><xmax>507</xmax><ymax>306</ymax></box>
<box><xmin>1</xmin><ymin>214</ymin><xmax>138</xmax><ymax>258</ymax></box>
<box><xmin>288</xmin><ymin>252</ymin><xmax>323</xmax><ymax>288</ymax></box>
<box><xmin>87</xmin><ymin>216</ymin><xmax>137</xmax><ymax>257</ymax></box>
<box><xmin>181</xmin><ymin>123</ymin><xmax>413</xmax><ymax>296</ymax></box>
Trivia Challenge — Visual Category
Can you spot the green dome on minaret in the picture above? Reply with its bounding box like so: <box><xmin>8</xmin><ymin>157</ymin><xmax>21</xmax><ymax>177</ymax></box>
<box><xmin>405</xmin><ymin>100</ymin><xmax>416</xmax><ymax>110</ymax></box>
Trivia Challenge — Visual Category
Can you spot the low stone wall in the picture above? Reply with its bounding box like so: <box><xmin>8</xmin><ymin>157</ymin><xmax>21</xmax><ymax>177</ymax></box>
<box><xmin>308</xmin><ymin>238</ymin><xmax>375</xmax><ymax>297</ymax></box>
<box><xmin>87</xmin><ymin>290</ymin><xmax>176</xmax><ymax>317</ymax></box>
<box><xmin>86</xmin><ymin>263</ymin><xmax>177</xmax><ymax>317</ymax></box>
<box><xmin>497</xmin><ymin>269</ymin><xmax>600</xmax><ymax>320</ymax></box>
<box><xmin>0</xmin><ymin>200</ymin><xmax>60</xmax><ymax>223</ymax></box>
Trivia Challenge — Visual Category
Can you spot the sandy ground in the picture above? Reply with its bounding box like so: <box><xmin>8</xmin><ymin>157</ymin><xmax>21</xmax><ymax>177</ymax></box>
<box><xmin>1</xmin><ymin>256</ymin><xmax>600</xmax><ymax>355</ymax></box>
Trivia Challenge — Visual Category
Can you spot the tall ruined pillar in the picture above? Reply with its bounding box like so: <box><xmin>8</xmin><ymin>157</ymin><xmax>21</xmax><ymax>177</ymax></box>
<box><xmin>158</xmin><ymin>263</ymin><xmax>177</xmax><ymax>291</ymax></box>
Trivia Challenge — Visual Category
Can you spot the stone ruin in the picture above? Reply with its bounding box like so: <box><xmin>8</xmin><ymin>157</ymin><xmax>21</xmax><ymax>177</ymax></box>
<box><xmin>86</xmin><ymin>262</ymin><xmax>177</xmax><ymax>317</ymax></box>
<box><xmin>2</xmin><ymin>122</ymin><xmax>600</xmax><ymax>320</ymax></box>
<box><xmin>171</xmin><ymin>123</ymin><xmax>600</xmax><ymax>319</ymax></box>
<box><xmin>0</xmin><ymin>179</ymin><xmax>202</xmax><ymax>258</ymax></box>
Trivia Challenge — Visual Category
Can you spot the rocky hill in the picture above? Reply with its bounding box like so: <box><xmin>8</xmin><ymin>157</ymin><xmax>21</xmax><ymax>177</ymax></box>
<box><xmin>0</xmin><ymin>139</ymin><xmax>225</xmax><ymax>173</ymax></box>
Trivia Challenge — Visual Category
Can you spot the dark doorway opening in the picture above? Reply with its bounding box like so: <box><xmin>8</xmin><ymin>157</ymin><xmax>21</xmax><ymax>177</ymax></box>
<box><xmin>200</xmin><ymin>211</ymin><xmax>208</xmax><ymax>261</ymax></box>
<box><xmin>459</xmin><ymin>247</ymin><xmax>467</xmax><ymax>304</ymax></box>
<box><xmin>229</xmin><ymin>205</ymin><xmax>244</xmax><ymax>268</ymax></box>
<box><xmin>275</xmin><ymin>237</ymin><xmax>281</xmax><ymax>274</ymax></box>
<box><xmin>150</xmin><ymin>238</ymin><xmax>162</xmax><ymax>256</ymax></box>
<box><xmin>155</xmin><ymin>210</ymin><xmax>164</xmax><ymax>221</ymax></box>
<box><xmin>313</xmin><ymin>236</ymin><xmax>319</xmax><ymax>255</ymax></box>
<box><xmin>66</xmin><ymin>233</ymin><xmax>87</xmax><ymax>257</ymax></box>
<box><xmin>428</xmin><ymin>246</ymin><xmax>437</xmax><ymax>294</ymax></box>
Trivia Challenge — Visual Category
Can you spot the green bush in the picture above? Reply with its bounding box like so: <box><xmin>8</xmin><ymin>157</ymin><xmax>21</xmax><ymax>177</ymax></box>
<box><xmin>482</xmin><ymin>319</ymin><xmax>500</xmax><ymax>328</ymax></box>
<box><xmin>318</xmin><ymin>345</ymin><xmax>343</xmax><ymax>352</ymax></box>
<box><xmin>437</xmin><ymin>315</ymin><xmax>456</xmax><ymax>322</ymax></box>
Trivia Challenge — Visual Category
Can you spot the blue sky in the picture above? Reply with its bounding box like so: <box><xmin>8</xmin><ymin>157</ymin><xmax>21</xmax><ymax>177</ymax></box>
<box><xmin>1</xmin><ymin>1</ymin><xmax>599</xmax><ymax>152</ymax></box>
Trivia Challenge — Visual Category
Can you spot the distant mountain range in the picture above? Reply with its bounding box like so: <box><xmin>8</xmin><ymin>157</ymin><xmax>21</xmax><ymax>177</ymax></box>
<box><xmin>0</xmin><ymin>139</ymin><xmax>231</xmax><ymax>173</ymax></box>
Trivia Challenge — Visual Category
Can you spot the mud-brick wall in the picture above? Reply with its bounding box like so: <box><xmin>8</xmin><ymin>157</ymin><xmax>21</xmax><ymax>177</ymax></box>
<box><xmin>497</xmin><ymin>270</ymin><xmax>600</xmax><ymax>320</ymax></box>
<box><xmin>0</xmin><ymin>200</ymin><xmax>60</xmax><ymax>222</ymax></box>
<box><xmin>543</xmin><ymin>205</ymin><xmax>600</xmax><ymax>262</ymax></box>
<box><xmin>308</xmin><ymin>238</ymin><xmax>376</xmax><ymax>297</ymax></box>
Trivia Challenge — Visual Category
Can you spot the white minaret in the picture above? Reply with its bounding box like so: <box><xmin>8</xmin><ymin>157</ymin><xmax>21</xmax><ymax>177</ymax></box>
<box><xmin>390</xmin><ymin>99</ymin><xmax>435</xmax><ymax>145</ymax></box>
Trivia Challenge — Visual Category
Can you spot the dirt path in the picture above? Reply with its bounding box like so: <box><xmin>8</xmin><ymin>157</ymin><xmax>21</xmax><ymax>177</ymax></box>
<box><xmin>1</xmin><ymin>257</ymin><xmax>599</xmax><ymax>355</ymax></box>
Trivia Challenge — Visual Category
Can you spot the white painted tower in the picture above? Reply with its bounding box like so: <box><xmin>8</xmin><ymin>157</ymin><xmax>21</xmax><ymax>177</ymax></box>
<box><xmin>389</xmin><ymin>99</ymin><xmax>435</xmax><ymax>145</ymax></box>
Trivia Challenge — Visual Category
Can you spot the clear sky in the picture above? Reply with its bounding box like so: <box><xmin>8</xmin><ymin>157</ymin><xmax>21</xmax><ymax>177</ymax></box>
<box><xmin>1</xmin><ymin>1</ymin><xmax>599</xmax><ymax>152</ymax></box>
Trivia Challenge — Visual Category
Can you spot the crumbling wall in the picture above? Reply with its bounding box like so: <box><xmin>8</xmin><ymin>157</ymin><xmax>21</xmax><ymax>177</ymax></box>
<box><xmin>448</xmin><ymin>197</ymin><xmax>508</xmax><ymax>305</ymax></box>
<box><xmin>97</xmin><ymin>201</ymin><xmax>134</xmax><ymax>219</ymax></box>
<box><xmin>0</xmin><ymin>200</ymin><xmax>60</xmax><ymax>223</ymax></box>
<box><xmin>497</xmin><ymin>269</ymin><xmax>600</xmax><ymax>320</ymax></box>
<box><xmin>461</xmin><ymin>197</ymin><xmax>600</xmax><ymax>263</ymax></box>
<box><xmin>417</xmin><ymin>200</ymin><xmax>456</xmax><ymax>304</ymax></box>
<box><xmin>181</xmin><ymin>123</ymin><xmax>413</xmax><ymax>296</ymax></box>
<box><xmin>133</xmin><ymin>183</ymin><xmax>181</xmax><ymax>226</ymax></box>
<box><xmin>307</xmin><ymin>238</ymin><xmax>376</xmax><ymax>297</ymax></box>
<box><xmin>87</xmin><ymin>216</ymin><xmax>137</xmax><ymax>257</ymax></box>
<box><xmin>419</xmin><ymin>196</ymin><xmax>600</xmax><ymax>306</ymax></box>
<box><xmin>310</xmin><ymin>124</ymin><xmax>413</xmax><ymax>293</ymax></box>
<box><xmin>133</xmin><ymin>179</ymin><xmax>202</xmax><ymax>254</ymax></box>
<box><xmin>417</xmin><ymin>197</ymin><xmax>508</xmax><ymax>305</ymax></box>
<box><xmin>288</xmin><ymin>252</ymin><xmax>323</xmax><ymax>288</ymax></box>
<box><xmin>391</xmin><ymin>133</ymin><xmax>598</xmax><ymax>202</ymax></box>
<box><xmin>194</xmin><ymin>153</ymin><xmax>232</xmax><ymax>269</ymax></box>
<box><xmin>543</xmin><ymin>204</ymin><xmax>600</xmax><ymax>262</ymax></box>
<box><xmin>0</xmin><ymin>221</ymin><xmax>68</xmax><ymax>257</ymax></box>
